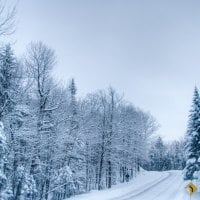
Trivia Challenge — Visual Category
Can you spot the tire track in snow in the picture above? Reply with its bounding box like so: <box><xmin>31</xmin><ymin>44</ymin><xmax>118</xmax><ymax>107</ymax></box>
<box><xmin>108</xmin><ymin>172</ymin><xmax>171</xmax><ymax>200</ymax></box>
<box><xmin>148</xmin><ymin>171</ymin><xmax>182</xmax><ymax>200</ymax></box>
<box><xmin>124</xmin><ymin>172</ymin><xmax>176</xmax><ymax>200</ymax></box>
<box><xmin>162</xmin><ymin>172</ymin><xmax>184</xmax><ymax>200</ymax></box>
<box><xmin>121</xmin><ymin>171</ymin><xmax>183</xmax><ymax>200</ymax></box>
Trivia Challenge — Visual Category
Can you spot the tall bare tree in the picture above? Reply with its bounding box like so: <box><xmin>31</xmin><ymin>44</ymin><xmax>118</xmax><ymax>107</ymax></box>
<box><xmin>0</xmin><ymin>0</ymin><xmax>16</xmax><ymax>36</ymax></box>
<box><xmin>25</xmin><ymin>41</ymin><xmax>57</xmax><ymax>200</ymax></box>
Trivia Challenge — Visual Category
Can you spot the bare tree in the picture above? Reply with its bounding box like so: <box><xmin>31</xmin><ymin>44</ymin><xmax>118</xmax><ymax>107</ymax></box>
<box><xmin>0</xmin><ymin>0</ymin><xmax>16</xmax><ymax>36</ymax></box>
<box><xmin>25</xmin><ymin>42</ymin><xmax>56</xmax><ymax>200</ymax></box>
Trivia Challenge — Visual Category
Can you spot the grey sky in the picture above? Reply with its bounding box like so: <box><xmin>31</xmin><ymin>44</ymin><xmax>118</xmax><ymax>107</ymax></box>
<box><xmin>8</xmin><ymin>0</ymin><xmax>200</xmax><ymax>141</ymax></box>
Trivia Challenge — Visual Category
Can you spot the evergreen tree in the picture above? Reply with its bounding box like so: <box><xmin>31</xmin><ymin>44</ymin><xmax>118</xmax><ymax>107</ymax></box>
<box><xmin>184</xmin><ymin>87</ymin><xmax>200</xmax><ymax>180</ymax></box>
<box><xmin>0</xmin><ymin>44</ymin><xmax>19</xmax><ymax>120</ymax></box>
<box><xmin>61</xmin><ymin>78</ymin><xmax>79</xmax><ymax>167</ymax></box>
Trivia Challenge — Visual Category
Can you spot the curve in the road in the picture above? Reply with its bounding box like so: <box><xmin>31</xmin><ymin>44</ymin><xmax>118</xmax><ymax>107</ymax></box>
<box><xmin>121</xmin><ymin>171</ymin><xmax>183</xmax><ymax>200</ymax></box>
<box><xmin>108</xmin><ymin>172</ymin><xmax>171</xmax><ymax>200</ymax></box>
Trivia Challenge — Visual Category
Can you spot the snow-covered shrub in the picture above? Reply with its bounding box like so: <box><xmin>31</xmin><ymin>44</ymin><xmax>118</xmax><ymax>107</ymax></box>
<box><xmin>0</xmin><ymin>122</ymin><xmax>9</xmax><ymax>199</ymax></box>
<box><xmin>13</xmin><ymin>166</ymin><xmax>37</xmax><ymax>200</ymax></box>
<box><xmin>51</xmin><ymin>166</ymin><xmax>75</xmax><ymax>199</ymax></box>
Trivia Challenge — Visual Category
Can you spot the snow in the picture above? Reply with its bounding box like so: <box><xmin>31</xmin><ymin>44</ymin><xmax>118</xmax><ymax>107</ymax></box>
<box><xmin>68</xmin><ymin>170</ymin><xmax>168</xmax><ymax>200</ymax></box>
<box><xmin>187</xmin><ymin>158</ymin><xmax>197</xmax><ymax>164</ymax></box>
<box><xmin>192</xmin><ymin>131</ymin><xmax>198</xmax><ymax>137</ymax></box>
<box><xmin>68</xmin><ymin>170</ymin><xmax>200</xmax><ymax>200</ymax></box>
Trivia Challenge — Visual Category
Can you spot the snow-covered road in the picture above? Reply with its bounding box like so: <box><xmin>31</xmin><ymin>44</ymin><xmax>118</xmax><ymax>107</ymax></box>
<box><xmin>70</xmin><ymin>171</ymin><xmax>200</xmax><ymax>200</ymax></box>
<box><xmin>114</xmin><ymin>171</ymin><xmax>184</xmax><ymax>200</ymax></box>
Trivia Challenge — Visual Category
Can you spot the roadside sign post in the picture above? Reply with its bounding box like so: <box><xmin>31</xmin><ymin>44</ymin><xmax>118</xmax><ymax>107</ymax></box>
<box><xmin>185</xmin><ymin>182</ymin><xmax>197</xmax><ymax>199</ymax></box>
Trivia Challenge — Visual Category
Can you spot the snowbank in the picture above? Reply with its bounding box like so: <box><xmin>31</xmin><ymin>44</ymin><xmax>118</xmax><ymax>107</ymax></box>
<box><xmin>68</xmin><ymin>170</ymin><xmax>169</xmax><ymax>200</ymax></box>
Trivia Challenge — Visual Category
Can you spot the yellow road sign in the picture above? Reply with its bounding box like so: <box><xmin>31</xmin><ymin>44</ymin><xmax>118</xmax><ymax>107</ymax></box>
<box><xmin>185</xmin><ymin>182</ymin><xmax>197</xmax><ymax>195</ymax></box>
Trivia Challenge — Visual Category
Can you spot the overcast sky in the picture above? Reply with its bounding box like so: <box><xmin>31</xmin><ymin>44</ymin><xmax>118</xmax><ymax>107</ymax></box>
<box><xmin>7</xmin><ymin>0</ymin><xmax>200</xmax><ymax>141</ymax></box>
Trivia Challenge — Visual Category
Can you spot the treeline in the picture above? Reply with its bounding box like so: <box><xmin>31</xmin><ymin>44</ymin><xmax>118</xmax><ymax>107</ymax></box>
<box><xmin>0</xmin><ymin>41</ymin><xmax>187</xmax><ymax>200</ymax></box>
<box><xmin>0</xmin><ymin>42</ymin><xmax>159</xmax><ymax>200</ymax></box>
<box><xmin>144</xmin><ymin>137</ymin><xmax>186</xmax><ymax>171</ymax></box>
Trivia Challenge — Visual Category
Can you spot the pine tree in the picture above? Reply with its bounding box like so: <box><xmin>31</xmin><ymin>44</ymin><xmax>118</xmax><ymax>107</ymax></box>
<box><xmin>0</xmin><ymin>44</ymin><xmax>19</xmax><ymax>120</ymax></box>
<box><xmin>184</xmin><ymin>87</ymin><xmax>200</xmax><ymax>180</ymax></box>
<box><xmin>62</xmin><ymin>78</ymin><xmax>79</xmax><ymax>167</ymax></box>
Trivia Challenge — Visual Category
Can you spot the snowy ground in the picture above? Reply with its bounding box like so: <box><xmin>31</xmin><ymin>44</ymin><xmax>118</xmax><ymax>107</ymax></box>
<box><xmin>69</xmin><ymin>170</ymin><xmax>200</xmax><ymax>200</ymax></box>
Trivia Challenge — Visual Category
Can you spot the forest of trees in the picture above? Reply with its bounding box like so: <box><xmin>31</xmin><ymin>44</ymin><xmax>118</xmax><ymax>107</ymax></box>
<box><xmin>0</xmin><ymin>1</ymin><xmax>186</xmax><ymax>200</ymax></box>
<box><xmin>145</xmin><ymin>137</ymin><xmax>185</xmax><ymax>171</ymax></box>
<box><xmin>0</xmin><ymin>41</ymin><xmax>156</xmax><ymax>199</ymax></box>
<box><xmin>0</xmin><ymin>42</ymin><xmax>186</xmax><ymax>200</ymax></box>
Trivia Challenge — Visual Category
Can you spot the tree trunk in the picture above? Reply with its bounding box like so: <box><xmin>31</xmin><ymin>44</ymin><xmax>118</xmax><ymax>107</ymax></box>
<box><xmin>98</xmin><ymin>151</ymin><xmax>104</xmax><ymax>190</ymax></box>
<box><xmin>107</xmin><ymin>160</ymin><xmax>112</xmax><ymax>188</ymax></box>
